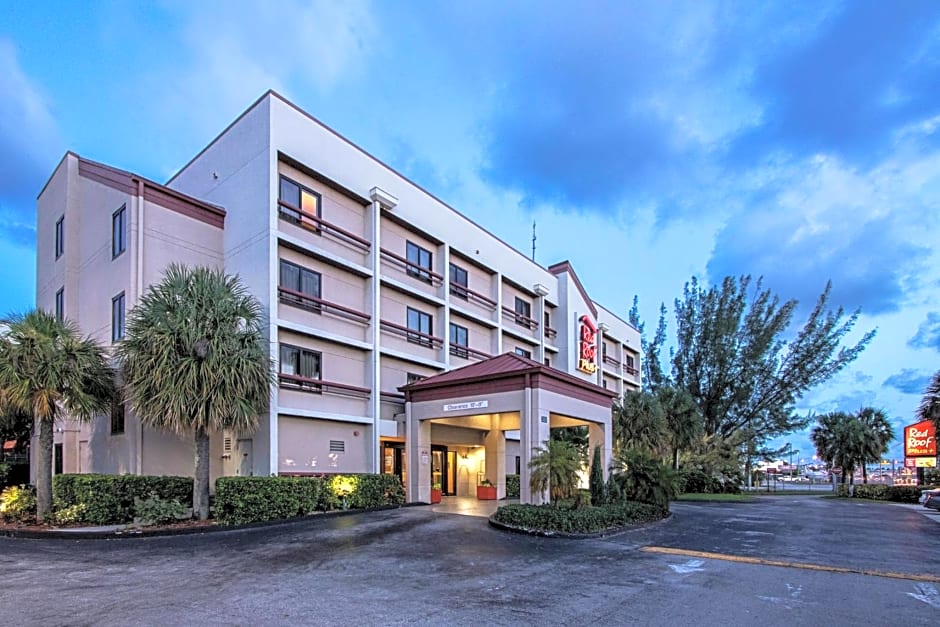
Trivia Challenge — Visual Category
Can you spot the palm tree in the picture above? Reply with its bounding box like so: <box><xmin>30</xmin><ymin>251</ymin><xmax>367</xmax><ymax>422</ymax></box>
<box><xmin>856</xmin><ymin>407</ymin><xmax>893</xmax><ymax>484</ymax></box>
<box><xmin>657</xmin><ymin>385</ymin><xmax>703</xmax><ymax>470</ymax></box>
<box><xmin>919</xmin><ymin>370</ymin><xmax>940</xmax><ymax>428</ymax></box>
<box><xmin>528</xmin><ymin>439</ymin><xmax>582</xmax><ymax>503</ymax></box>
<box><xmin>613</xmin><ymin>389</ymin><xmax>666</xmax><ymax>455</ymax></box>
<box><xmin>0</xmin><ymin>310</ymin><xmax>115</xmax><ymax>518</ymax></box>
<box><xmin>811</xmin><ymin>411</ymin><xmax>866</xmax><ymax>485</ymax></box>
<box><xmin>116</xmin><ymin>264</ymin><xmax>273</xmax><ymax>520</ymax></box>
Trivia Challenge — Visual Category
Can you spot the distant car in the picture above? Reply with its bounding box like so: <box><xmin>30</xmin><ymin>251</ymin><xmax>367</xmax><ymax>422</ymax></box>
<box><xmin>920</xmin><ymin>488</ymin><xmax>940</xmax><ymax>507</ymax></box>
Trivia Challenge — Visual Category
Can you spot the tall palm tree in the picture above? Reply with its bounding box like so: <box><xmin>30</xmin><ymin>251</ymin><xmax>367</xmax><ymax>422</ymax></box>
<box><xmin>613</xmin><ymin>389</ymin><xmax>666</xmax><ymax>455</ymax></box>
<box><xmin>919</xmin><ymin>370</ymin><xmax>940</xmax><ymax>428</ymax></box>
<box><xmin>811</xmin><ymin>411</ymin><xmax>866</xmax><ymax>485</ymax></box>
<box><xmin>116</xmin><ymin>264</ymin><xmax>273</xmax><ymax>520</ymax></box>
<box><xmin>0</xmin><ymin>310</ymin><xmax>115</xmax><ymax>518</ymax></box>
<box><xmin>856</xmin><ymin>407</ymin><xmax>893</xmax><ymax>484</ymax></box>
<box><xmin>528</xmin><ymin>439</ymin><xmax>582</xmax><ymax>503</ymax></box>
<box><xmin>657</xmin><ymin>385</ymin><xmax>703</xmax><ymax>470</ymax></box>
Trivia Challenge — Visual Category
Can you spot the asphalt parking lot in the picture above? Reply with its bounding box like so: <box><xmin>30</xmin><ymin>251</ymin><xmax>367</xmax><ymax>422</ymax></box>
<box><xmin>2</xmin><ymin>496</ymin><xmax>939</xmax><ymax>626</ymax></box>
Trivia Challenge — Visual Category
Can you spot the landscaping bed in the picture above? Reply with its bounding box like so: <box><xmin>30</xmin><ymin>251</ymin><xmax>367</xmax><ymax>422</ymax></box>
<box><xmin>490</xmin><ymin>501</ymin><xmax>668</xmax><ymax>537</ymax></box>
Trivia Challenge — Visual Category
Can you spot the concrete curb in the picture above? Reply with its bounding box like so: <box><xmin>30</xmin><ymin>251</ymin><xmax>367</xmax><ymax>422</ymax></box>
<box><xmin>0</xmin><ymin>504</ymin><xmax>405</xmax><ymax>540</ymax></box>
<box><xmin>487</xmin><ymin>510</ymin><xmax>673</xmax><ymax>539</ymax></box>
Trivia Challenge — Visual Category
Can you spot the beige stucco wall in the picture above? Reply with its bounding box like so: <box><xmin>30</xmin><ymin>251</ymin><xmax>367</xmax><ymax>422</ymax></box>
<box><xmin>278</xmin><ymin>416</ymin><xmax>370</xmax><ymax>473</ymax></box>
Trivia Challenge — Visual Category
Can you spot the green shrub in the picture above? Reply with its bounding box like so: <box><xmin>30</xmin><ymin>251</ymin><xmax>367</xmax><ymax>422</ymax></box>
<box><xmin>53</xmin><ymin>474</ymin><xmax>193</xmax><ymax>524</ymax></box>
<box><xmin>134</xmin><ymin>493</ymin><xmax>189</xmax><ymax>525</ymax></box>
<box><xmin>0</xmin><ymin>484</ymin><xmax>36</xmax><ymax>522</ymax></box>
<box><xmin>215</xmin><ymin>474</ymin><xmax>405</xmax><ymax>525</ymax></box>
<box><xmin>589</xmin><ymin>446</ymin><xmax>606</xmax><ymax>506</ymax></box>
<box><xmin>677</xmin><ymin>467</ymin><xmax>741</xmax><ymax>494</ymax></box>
<box><xmin>852</xmin><ymin>484</ymin><xmax>889</xmax><ymax>500</ymax></box>
<box><xmin>0</xmin><ymin>463</ymin><xmax>10</xmax><ymax>490</ymax></box>
<box><xmin>505</xmin><ymin>474</ymin><xmax>520</xmax><ymax>499</ymax></box>
<box><xmin>885</xmin><ymin>485</ymin><xmax>935</xmax><ymax>503</ymax></box>
<box><xmin>493</xmin><ymin>501</ymin><xmax>666</xmax><ymax>534</ymax></box>
<box><xmin>610</xmin><ymin>450</ymin><xmax>678</xmax><ymax>510</ymax></box>
<box><xmin>53</xmin><ymin>503</ymin><xmax>87</xmax><ymax>525</ymax></box>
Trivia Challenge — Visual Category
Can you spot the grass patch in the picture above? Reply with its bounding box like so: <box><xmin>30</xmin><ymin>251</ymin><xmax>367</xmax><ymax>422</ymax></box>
<box><xmin>676</xmin><ymin>493</ymin><xmax>757</xmax><ymax>502</ymax></box>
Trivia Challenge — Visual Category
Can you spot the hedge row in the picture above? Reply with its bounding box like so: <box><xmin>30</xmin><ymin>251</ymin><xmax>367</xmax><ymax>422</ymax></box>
<box><xmin>492</xmin><ymin>501</ymin><xmax>667</xmax><ymax>534</ymax></box>
<box><xmin>53</xmin><ymin>474</ymin><xmax>193</xmax><ymax>524</ymax></box>
<box><xmin>838</xmin><ymin>483</ymin><xmax>936</xmax><ymax>503</ymax></box>
<box><xmin>214</xmin><ymin>474</ymin><xmax>405</xmax><ymax>525</ymax></box>
<box><xmin>505</xmin><ymin>474</ymin><xmax>520</xmax><ymax>498</ymax></box>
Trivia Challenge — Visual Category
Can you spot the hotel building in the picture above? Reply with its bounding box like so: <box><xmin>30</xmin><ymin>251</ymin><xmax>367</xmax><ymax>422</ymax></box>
<box><xmin>35</xmin><ymin>91</ymin><xmax>641</xmax><ymax>503</ymax></box>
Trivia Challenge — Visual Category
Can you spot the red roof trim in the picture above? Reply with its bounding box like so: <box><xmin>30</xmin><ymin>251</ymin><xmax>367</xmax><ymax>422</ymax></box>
<box><xmin>547</xmin><ymin>261</ymin><xmax>598</xmax><ymax>317</ymax></box>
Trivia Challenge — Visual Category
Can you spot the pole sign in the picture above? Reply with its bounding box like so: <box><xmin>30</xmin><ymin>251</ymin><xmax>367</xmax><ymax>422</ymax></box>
<box><xmin>903</xmin><ymin>420</ymin><xmax>936</xmax><ymax>457</ymax></box>
<box><xmin>577</xmin><ymin>315</ymin><xmax>598</xmax><ymax>374</ymax></box>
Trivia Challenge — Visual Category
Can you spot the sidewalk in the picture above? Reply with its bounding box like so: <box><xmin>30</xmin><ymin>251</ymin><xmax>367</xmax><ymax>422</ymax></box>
<box><xmin>893</xmin><ymin>502</ymin><xmax>940</xmax><ymax>526</ymax></box>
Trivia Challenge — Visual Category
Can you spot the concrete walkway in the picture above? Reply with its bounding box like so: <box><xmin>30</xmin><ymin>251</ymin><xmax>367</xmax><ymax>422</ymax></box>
<box><xmin>428</xmin><ymin>496</ymin><xmax>517</xmax><ymax>517</ymax></box>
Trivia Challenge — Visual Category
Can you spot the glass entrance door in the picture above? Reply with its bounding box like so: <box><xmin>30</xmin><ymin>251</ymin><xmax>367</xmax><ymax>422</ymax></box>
<box><xmin>382</xmin><ymin>442</ymin><xmax>406</xmax><ymax>487</ymax></box>
<box><xmin>431</xmin><ymin>445</ymin><xmax>456</xmax><ymax>495</ymax></box>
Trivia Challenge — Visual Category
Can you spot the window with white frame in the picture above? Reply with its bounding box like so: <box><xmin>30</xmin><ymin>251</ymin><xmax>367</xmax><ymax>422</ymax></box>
<box><xmin>450</xmin><ymin>323</ymin><xmax>469</xmax><ymax>358</ymax></box>
<box><xmin>406</xmin><ymin>241</ymin><xmax>433</xmax><ymax>283</ymax></box>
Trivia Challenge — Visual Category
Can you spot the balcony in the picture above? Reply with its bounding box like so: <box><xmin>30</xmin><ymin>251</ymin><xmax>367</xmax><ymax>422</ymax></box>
<box><xmin>278</xmin><ymin>373</ymin><xmax>371</xmax><ymax>398</ymax></box>
<box><xmin>449</xmin><ymin>343</ymin><xmax>492</xmax><ymax>361</ymax></box>
<box><xmin>380</xmin><ymin>248</ymin><xmax>444</xmax><ymax>287</ymax></box>
<box><xmin>278</xmin><ymin>287</ymin><xmax>370</xmax><ymax>325</ymax></box>
<box><xmin>380</xmin><ymin>319</ymin><xmax>444</xmax><ymax>350</ymax></box>
<box><xmin>278</xmin><ymin>200</ymin><xmax>371</xmax><ymax>253</ymax></box>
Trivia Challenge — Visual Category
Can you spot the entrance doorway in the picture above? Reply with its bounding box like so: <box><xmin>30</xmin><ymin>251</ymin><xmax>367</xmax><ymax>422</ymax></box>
<box><xmin>382</xmin><ymin>442</ymin><xmax>407</xmax><ymax>487</ymax></box>
<box><xmin>431</xmin><ymin>445</ymin><xmax>457</xmax><ymax>496</ymax></box>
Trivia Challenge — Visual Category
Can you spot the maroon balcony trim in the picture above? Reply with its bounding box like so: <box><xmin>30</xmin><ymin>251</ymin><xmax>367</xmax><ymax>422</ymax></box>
<box><xmin>278</xmin><ymin>200</ymin><xmax>371</xmax><ymax>250</ymax></box>
<box><xmin>278</xmin><ymin>373</ymin><xmax>371</xmax><ymax>398</ymax></box>
<box><xmin>380</xmin><ymin>248</ymin><xmax>444</xmax><ymax>285</ymax></box>
<box><xmin>278</xmin><ymin>287</ymin><xmax>371</xmax><ymax>324</ymax></box>
<box><xmin>450</xmin><ymin>284</ymin><xmax>498</xmax><ymax>309</ymax></box>
<box><xmin>380</xmin><ymin>319</ymin><xmax>444</xmax><ymax>349</ymax></box>
<box><xmin>449</xmin><ymin>344</ymin><xmax>492</xmax><ymax>361</ymax></box>
<box><xmin>501</xmin><ymin>306</ymin><xmax>539</xmax><ymax>330</ymax></box>
<box><xmin>544</xmin><ymin>326</ymin><xmax>558</xmax><ymax>340</ymax></box>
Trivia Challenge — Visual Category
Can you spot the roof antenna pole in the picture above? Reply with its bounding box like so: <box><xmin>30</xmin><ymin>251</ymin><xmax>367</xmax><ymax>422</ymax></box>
<box><xmin>531</xmin><ymin>220</ymin><xmax>537</xmax><ymax>262</ymax></box>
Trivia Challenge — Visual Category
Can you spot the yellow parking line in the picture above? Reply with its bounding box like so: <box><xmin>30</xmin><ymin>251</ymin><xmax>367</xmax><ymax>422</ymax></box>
<box><xmin>641</xmin><ymin>546</ymin><xmax>940</xmax><ymax>583</ymax></box>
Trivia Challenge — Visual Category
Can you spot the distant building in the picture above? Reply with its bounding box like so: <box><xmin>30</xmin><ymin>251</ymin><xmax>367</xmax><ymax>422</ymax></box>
<box><xmin>35</xmin><ymin>91</ymin><xmax>641</xmax><ymax>503</ymax></box>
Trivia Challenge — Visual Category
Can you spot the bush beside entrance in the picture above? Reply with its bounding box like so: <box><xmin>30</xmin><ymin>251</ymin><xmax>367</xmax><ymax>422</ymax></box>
<box><xmin>838</xmin><ymin>484</ymin><xmax>936</xmax><ymax>503</ymax></box>
<box><xmin>215</xmin><ymin>474</ymin><xmax>405</xmax><ymax>525</ymax></box>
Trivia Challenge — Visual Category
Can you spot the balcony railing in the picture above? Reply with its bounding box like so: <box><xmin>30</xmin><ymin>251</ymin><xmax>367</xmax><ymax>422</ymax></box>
<box><xmin>623</xmin><ymin>364</ymin><xmax>639</xmax><ymax>376</ymax></box>
<box><xmin>278</xmin><ymin>373</ymin><xmax>371</xmax><ymax>398</ymax></box>
<box><xmin>449</xmin><ymin>344</ymin><xmax>492</xmax><ymax>361</ymax></box>
<box><xmin>544</xmin><ymin>326</ymin><xmax>557</xmax><ymax>340</ymax></box>
<box><xmin>450</xmin><ymin>284</ymin><xmax>498</xmax><ymax>310</ymax></box>
<box><xmin>278</xmin><ymin>287</ymin><xmax>371</xmax><ymax>324</ymax></box>
<box><xmin>277</xmin><ymin>200</ymin><xmax>371</xmax><ymax>251</ymax></box>
<box><xmin>380</xmin><ymin>319</ymin><xmax>444</xmax><ymax>349</ymax></box>
<box><xmin>380</xmin><ymin>248</ymin><xmax>444</xmax><ymax>286</ymax></box>
<box><xmin>604</xmin><ymin>355</ymin><xmax>621</xmax><ymax>368</ymax></box>
<box><xmin>501</xmin><ymin>306</ymin><xmax>539</xmax><ymax>330</ymax></box>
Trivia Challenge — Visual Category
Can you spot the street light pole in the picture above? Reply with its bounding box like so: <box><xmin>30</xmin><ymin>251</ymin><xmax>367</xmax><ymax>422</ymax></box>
<box><xmin>787</xmin><ymin>444</ymin><xmax>793</xmax><ymax>479</ymax></box>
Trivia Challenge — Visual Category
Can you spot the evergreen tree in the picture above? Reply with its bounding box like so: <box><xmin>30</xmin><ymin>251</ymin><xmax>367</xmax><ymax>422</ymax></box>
<box><xmin>589</xmin><ymin>445</ymin><xmax>606</xmax><ymax>505</ymax></box>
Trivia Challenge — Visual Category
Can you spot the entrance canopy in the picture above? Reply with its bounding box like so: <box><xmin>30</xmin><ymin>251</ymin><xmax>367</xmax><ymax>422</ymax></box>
<box><xmin>400</xmin><ymin>353</ymin><xmax>616</xmax><ymax>504</ymax></box>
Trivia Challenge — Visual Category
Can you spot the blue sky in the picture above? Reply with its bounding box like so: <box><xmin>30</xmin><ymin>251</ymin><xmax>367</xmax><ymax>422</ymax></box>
<box><xmin>2</xmin><ymin>1</ymin><xmax>939</xmax><ymax>463</ymax></box>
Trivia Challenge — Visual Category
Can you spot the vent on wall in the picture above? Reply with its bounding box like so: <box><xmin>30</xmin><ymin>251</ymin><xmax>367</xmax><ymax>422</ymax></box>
<box><xmin>329</xmin><ymin>440</ymin><xmax>345</xmax><ymax>453</ymax></box>
<box><xmin>223</xmin><ymin>437</ymin><xmax>233</xmax><ymax>453</ymax></box>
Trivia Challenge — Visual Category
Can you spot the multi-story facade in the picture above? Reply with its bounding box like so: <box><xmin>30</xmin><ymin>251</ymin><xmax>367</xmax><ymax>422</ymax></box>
<box><xmin>35</xmin><ymin>91</ymin><xmax>641</xmax><ymax>503</ymax></box>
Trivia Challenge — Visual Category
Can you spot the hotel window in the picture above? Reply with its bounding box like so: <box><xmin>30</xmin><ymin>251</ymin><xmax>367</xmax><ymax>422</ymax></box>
<box><xmin>514</xmin><ymin>347</ymin><xmax>531</xmax><ymax>359</ymax></box>
<box><xmin>406</xmin><ymin>241</ymin><xmax>433</xmax><ymax>283</ymax></box>
<box><xmin>112</xmin><ymin>204</ymin><xmax>126</xmax><ymax>258</ymax></box>
<box><xmin>110</xmin><ymin>397</ymin><xmax>125</xmax><ymax>435</ymax></box>
<box><xmin>279</xmin><ymin>259</ymin><xmax>321</xmax><ymax>312</ymax></box>
<box><xmin>514</xmin><ymin>297</ymin><xmax>532</xmax><ymax>327</ymax></box>
<box><xmin>603</xmin><ymin>342</ymin><xmax>608</xmax><ymax>358</ymax></box>
<box><xmin>278</xmin><ymin>175</ymin><xmax>321</xmax><ymax>231</ymax></box>
<box><xmin>544</xmin><ymin>357</ymin><xmax>551</xmax><ymax>367</ymax></box>
<box><xmin>625</xmin><ymin>354</ymin><xmax>636</xmax><ymax>372</ymax></box>
<box><xmin>449</xmin><ymin>323</ymin><xmax>469</xmax><ymax>358</ymax></box>
<box><xmin>55</xmin><ymin>216</ymin><xmax>64</xmax><ymax>259</ymax></box>
<box><xmin>544</xmin><ymin>311</ymin><xmax>551</xmax><ymax>328</ymax></box>
<box><xmin>55</xmin><ymin>287</ymin><xmax>64</xmax><ymax>321</ymax></box>
<box><xmin>111</xmin><ymin>292</ymin><xmax>125</xmax><ymax>343</ymax></box>
<box><xmin>406</xmin><ymin>372</ymin><xmax>426</xmax><ymax>384</ymax></box>
<box><xmin>449</xmin><ymin>263</ymin><xmax>468</xmax><ymax>299</ymax></box>
<box><xmin>407</xmin><ymin>307</ymin><xmax>433</xmax><ymax>347</ymax></box>
<box><xmin>279</xmin><ymin>344</ymin><xmax>322</xmax><ymax>383</ymax></box>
